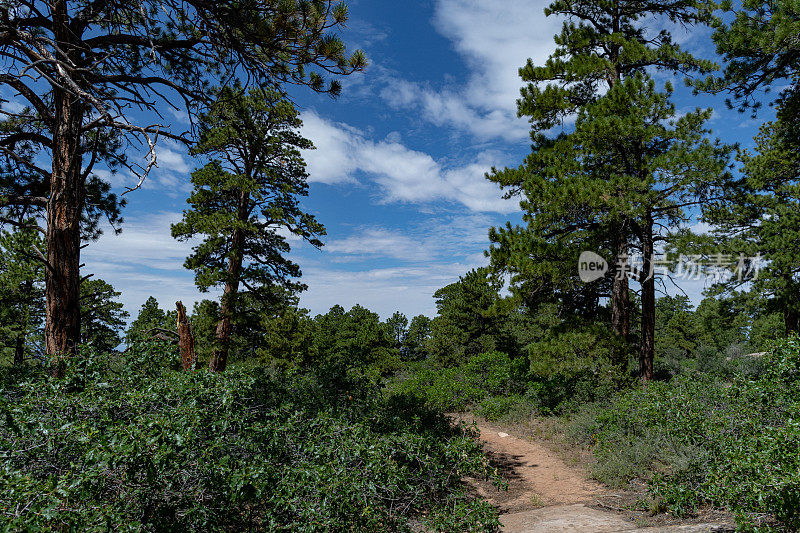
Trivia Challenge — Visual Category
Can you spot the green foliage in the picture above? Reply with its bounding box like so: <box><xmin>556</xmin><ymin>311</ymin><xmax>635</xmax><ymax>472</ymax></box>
<box><xmin>0</xmin><ymin>117</ymin><xmax>126</xmax><ymax>244</ymax></box>
<box><xmin>1</xmin><ymin>227</ymin><xmax>126</xmax><ymax>362</ymax></box>
<box><xmin>474</xmin><ymin>395</ymin><xmax>528</xmax><ymax>423</ymax></box>
<box><xmin>702</xmin><ymin>112</ymin><xmax>800</xmax><ymax>334</ymax></box>
<box><xmin>526</xmin><ymin>324</ymin><xmax>630</xmax><ymax>413</ymax></box>
<box><xmin>404</xmin><ymin>314</ymin><xmax>431</xmax><ymax>361</ymax></box>
<box><xmin>0</xmin><ymin>346</ymin><xmax>500</xmax><ymax>532</ymax></box>
<box><xmin>393</xmin><ymin>352</ymin><xmax>526</xmax><ymax>414</ymax></box>
<box><xmin>0</xmin><ymin>225</ymin><xmax>45</xmax><ymax>365</ymax></box>
<box><xmin>395</xmin><ymin>336</ymin><xmax>626</xmax><ymax>418</ymax></box>
<box><xmin>172</xmin><ymin>86</ymin><xmax>324</xmax><ymax>309</ymax></box>
<box><xmin>701</xmin><ymin>0</ymin><xmax>800</xmax><ymax>111</ymax></box>
<box><xmin>763</xmin><ymin>334</ymin><xmax>800</xmax><ymax>397</ymax></box>
<box><xmin>693</xmin><ymin>296</ymin><xmax>749</xmax><ymax>353</ymax></box>
<box><xmin>386</xmin><ymin>311</ymin><xmax>409</xmax><ymax>352</ymax></box>
<box><xmin>259</xmin><ymin>305</ymin><xmax>401</xmax><ymax>379</ymax></box>
<box><xmin>125</xmin><ymin>297</ymin><xmax>177</xmax><ymax>346</ymax></box>
<box><xmin>80</xmin><ymin>279</ymin><xmax>129</xmax><ymax>352</ymax></box>
<box><xmin>568</xmin><ymin>335</ymin><xmax>800</xmax><ymax>530</ymax></box>
<box><xmin>427</xmin><ymin>268</ymin><xmax>499</xmax><ymax>365</ymax></box>
<box><xmin>488</xmin><ymin>0</ymin><xmax>719</xmax><ymax>317</ymax></box>
<box><xmin>427</xmin><ymin>268</ymin><xmax>522</xmax><ymax>367</ymax></box>
<box><xmin>258</xmin><ymin>307</ymin><xmax>317</xmax><ymax>369</ymax></box>
<box><xmin>655</xmin><ymin>295</ymin><xmax>697</xmax><ymax>363</ymax></box>
<box><xmin>750</xmin><ymin>311</ymin><xmax>787</xmax><ymax>352</ymax></box>
<box><xmin>313</xmin><ymin>304</ymin><xmax>402</xmax><ymax>378</ymax></box>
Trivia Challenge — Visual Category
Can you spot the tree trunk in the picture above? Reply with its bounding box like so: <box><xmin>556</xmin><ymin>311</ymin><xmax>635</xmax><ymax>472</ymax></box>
<box><xmin>46</xmin><ymin>1</ymin><xmax>84</xmax><ymax>376</ymax></box>
<box><xmin>611</xmin><ymin>229</ymin><xmax>630</xmax><ymax>344</ymax></box>
<box><xmin>208</xmin><ymin>191</ymin><xmax>249</xmax><ymax>372</ymax></box>
<box><xmin>13</xmin><ymin>279</ymin><xmax>33</xmax><ymax>366</ymax></box>
<box><xmin>639</xmin><ymin>216</ymin><xmax>655</xmax><ymax>383</ymax></box>
<box><xmin>176</xmin><ymin>301</ymin><xmax>197</xmax><ymax>371</ymax></box>
<box><xmin>785</xmin><ymin>305</ymin><xmax>800</xmax><ymax>336</ymax></box>
<box><xmin>13</xmin><ymin>331</ymin><xmax>25</xmax><ymax>366</ymax></box>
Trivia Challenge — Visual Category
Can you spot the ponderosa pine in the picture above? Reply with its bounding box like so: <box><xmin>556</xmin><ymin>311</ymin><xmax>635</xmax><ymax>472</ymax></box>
<box><xmin>172</xmin><ymin>87</ymin><xmax>324</xmax><ymax>372</ymax></box>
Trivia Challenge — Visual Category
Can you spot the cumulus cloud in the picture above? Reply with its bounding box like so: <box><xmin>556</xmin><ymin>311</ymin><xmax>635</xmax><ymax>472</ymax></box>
<box><xmin>302</xmin><ymin>214</ymin><xmax>500</xmax><ymax>317</ymax></box>
<box><xmin>378</xmin><ymin>0</ymin><xmax>561</xmax><ymax>142</ymax></box>
<box><xmin>301</xmin><ymin>111</ymin><xmax>518</xmax><ymax>213</ymax></box>
<box><xmin>324</xmin><ymin>214</ymin><xmax>493</xmax><ymax>262</ymax></box>
<box><xmin>298</xmin><ymin>260</ymin><xmax>485</xmax><ymax>319</ymax></box>
<box><xmin>156</xmin><ymin>139</ymin><xmax>192</xmax><ymax>174</ymax></box>
<box><xmin>325</xmin><ymin>228</ymin><xmax>431</xmax><ymax>261</ymax></box>
<box><xmin>82</xmin><ymin>211</ymin><xmax>212</xmax><ymax>319</ymax></box>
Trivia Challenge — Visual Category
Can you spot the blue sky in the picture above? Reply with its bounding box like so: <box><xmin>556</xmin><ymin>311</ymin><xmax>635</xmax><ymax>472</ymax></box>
<box><xmin>74</xmin><ymin>0</ymin><xmax>773</xmax><ymax>320</ymax></box>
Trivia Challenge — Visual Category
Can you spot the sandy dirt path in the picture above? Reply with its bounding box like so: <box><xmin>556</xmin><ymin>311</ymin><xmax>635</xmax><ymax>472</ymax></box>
<box><xmin>455</xmin><ymin>415</ymin><xmax>733</xmax><ymax>533</ymax></box>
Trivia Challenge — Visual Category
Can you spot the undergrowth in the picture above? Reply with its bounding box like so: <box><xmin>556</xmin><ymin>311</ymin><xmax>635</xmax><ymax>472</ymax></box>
<box><xmin>0</xmin><ymin>342</ymin><xmax>501</xmax><ymax>532</ymax></box>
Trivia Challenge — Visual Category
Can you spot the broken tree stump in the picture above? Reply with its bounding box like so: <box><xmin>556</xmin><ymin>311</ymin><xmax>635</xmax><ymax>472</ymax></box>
<box><xmin>176</xmin><ymin>301</ymin><xmax>197</xmax><ymax>371</ymax></box>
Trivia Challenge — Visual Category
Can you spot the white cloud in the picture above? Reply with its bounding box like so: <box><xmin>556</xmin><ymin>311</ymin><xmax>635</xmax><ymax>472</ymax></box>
<box><xmin>81</xmin><ymin>206</ymin><xmax>503</xmax><ymax>321</ymax></box>
<box><xmin>324</xmin><ymin>215</ymin><xmax>492</xmax><ymax>262</ymax></box>
<box><xmin>169</xmin><ymin>108</ymin><xmax>191</xmax><ymax>126</ymax></box>
<box><xmin>301</xmin><ymin>113</ymin><xmax>362</xmax><ymax>185</ymax></box>
<box><xmin>0</xmin><ymin>99</ymin><xmax>25</xmax><ymax>114</ymax></box>
<box><xmin>82</xmin><ymin>211</ymin><xmax>212</xmax><ymax>319</ymax></box>
<box><xmin>301</xmin><ymin>111</ymin><xmax>518</xmax><ymax>213</ymax></box>
<box><xmin>156</xmin><ymin>139</ymin><xmax>192</xmax><ymax>174</ymax></box>
<box><xmin>301</xmin><ymin>215</ymin><xmax>499</xmax><ymax>317</ymax></box>
<box><xmin>377</xmin><ymin>0</ymin><xmax>560</xmax><ymax>142</ymax></box>
<box><xmin>299</xmin><ymin>259</ymin><xmax>487</xmax><ymax>319</ymax></box>
<box><xmin>326</xmin><ymin>228</ymin><xmax>431</xmax><ymax>261</ymax></box>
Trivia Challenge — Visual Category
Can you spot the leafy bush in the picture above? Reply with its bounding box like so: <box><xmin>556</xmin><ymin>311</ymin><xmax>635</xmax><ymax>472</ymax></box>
<box><xmin>0</xmin><ymin>346</ymin><xmax>500</xmax><ymax>531</ymax></box>
<box><xmin>397</xmin><ymin>327</ymin><xmax>629</xmax><ymax>418</ymax></box>
<box><xmin>392</xmin><ymin>352</ymin><xmax>526</xmax><ymax>413</ymax></box>
<box><xmin>526</xmin><ymin>326</ymin><xmax>629</xmax><ymax>413</ymax></box>
<box><xmin>568</xmin><ymin>335</ymin><xmax>800</xmax><ymax>530</ymax></box>
<box><xmin>475</xmin><ymin>395</ymin><xmax>527</xmax><ymax>422</ymax></box>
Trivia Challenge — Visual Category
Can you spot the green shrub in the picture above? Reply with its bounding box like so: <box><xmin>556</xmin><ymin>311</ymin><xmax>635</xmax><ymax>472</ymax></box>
<box><xmin>569</xmin><ymin>335</ymin><xmax>800</xmax><ymax>531</ymax></box>
<box><xmin>475</xmin><ymin>395</ymin><xmax>526</xmax><ymax>422</ymax></box>
<box><xmin>391</xmin><ymin>352</ymin><xmax>526</xmax><ymax>413</ymax></box>
<box><xmin>526</xmin><ymin>326</ymin><xmax>629</xmax><ymax>414</ymax></box>
<box><xmin>0</xmin><ymin>346</ymin><xmax>501</xmax><ymax>531</ymax></box>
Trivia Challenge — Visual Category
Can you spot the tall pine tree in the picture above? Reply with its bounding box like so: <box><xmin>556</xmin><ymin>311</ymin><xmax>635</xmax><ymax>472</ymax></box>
<box><xmin>172</xmin><ymin>87</ymin><xmax>324</xmax><ymax>372</ymax></box>
<box><xmin>487</xmin><ymin>0</ymin><xmax>725</xmax><ymax>379</ymax></box>
<box><xmin>567</xmin><ymin>74</ymin><xmax>731</xmax><ymax>380</ymax></box>
<box><xmin>703</xmin><ymin>106</ymin><xmax>800</xmax><ymax>333</ymax></box>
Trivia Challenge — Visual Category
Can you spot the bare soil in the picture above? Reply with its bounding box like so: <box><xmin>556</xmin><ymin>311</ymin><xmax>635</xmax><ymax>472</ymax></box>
<box><xmin>453</xmin><ymin>414</ymin><xmax>736</xmax><ymax>532</ymax></box>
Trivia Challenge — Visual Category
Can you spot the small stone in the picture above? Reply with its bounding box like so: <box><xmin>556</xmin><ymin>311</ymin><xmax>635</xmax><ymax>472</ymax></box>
<box><xmin>498</xmin><ymin>432</ymin><xmax>509</xmax><ymax>438</ymax></box>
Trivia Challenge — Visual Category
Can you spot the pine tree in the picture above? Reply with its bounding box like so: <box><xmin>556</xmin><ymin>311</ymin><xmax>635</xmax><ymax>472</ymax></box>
<box><xmin>700</xmin><ymin>0</ymin><xmax>800</xmax><ymax>112</ymax></box>
<box><xmin>568</xmin><ymin>75</ymin><xmax>732</xmax><ymax>380</ymax></box>
<box><xmin>386</xmin><ymin>312</ymin><xmax>409</xmax><ymax>354</ymax></box>
<box><xmin>703</xmin><ymin>108</ymin><xmax>800</xmax><ymax>333</ymax></box>
<box><xmin>427</xmin><ymin>268</ymin><xmax>504</xmax><ymax>367</ymax></box>
<box><xmin>126</xmin><ymin>297</ymin><xmax>175</xmax><ymax>345</ymax></box>
<box><xmin>404</xmin><ymin>315</ymin><xmax>432</xmax><ymax>361</ymax></box>
<box><xmin>0</xmin><ymin>225</ymin><xmax>45</xmax><ymax>365</ymax></box>
<box><xmin>79</xmin><ymin>279</ymin><xmax>128</xmax><ymax>352</ymax></box>
<box><xmin>487</xmin><ymin>0</ymin><xmax>723</xmax><ymax>380</ymax></box>
<box><xmin>172</xmin><ymin>87</ymin><xmax>324</xmax><ymax>372</ymax></box>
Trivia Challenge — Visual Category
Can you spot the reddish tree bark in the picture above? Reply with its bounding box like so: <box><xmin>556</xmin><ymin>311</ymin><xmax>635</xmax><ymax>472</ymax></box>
<box><xmin>611</xmin><ymin>231</ymin><xmax>631</xmax><ymax>343</ymax></box>
<box><xmin>176</xmin><ymin>301</ymin><xmax>197</xmax><ymax>371</ymax></box>
<box><xmin>45</xmin><ymin>0</ymin><xmax>85</xmax><ymax>376</ymax></box>
<box><xmin>639</xmin><ymin>215</ymin><xmax>656</xmax><ymax>383</ymax></box>
<box><xmin>208</xmin><ymin>191</ymin><xmax>249</xmax><ymax>373</ymax></box>
<box><xmin>13</xmin><ymin>332</ymin><xmax>25</xmax><ymax>366</ymax></box>
<box><xmin>784</xmin><ymin>287</ymin><xmax>799</xmax><ymax>334</ymax></box>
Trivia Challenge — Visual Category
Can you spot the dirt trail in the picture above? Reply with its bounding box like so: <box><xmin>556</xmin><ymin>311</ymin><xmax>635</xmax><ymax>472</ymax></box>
<box><xmin>463</xmin><ymin>418</ymin><xmax>604</xmax><ymax>512</ymax></box>
<box><xmin>456</xmin><ymin>416</ymin><xmax>734</xmax><ymax>533</ymax></box>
